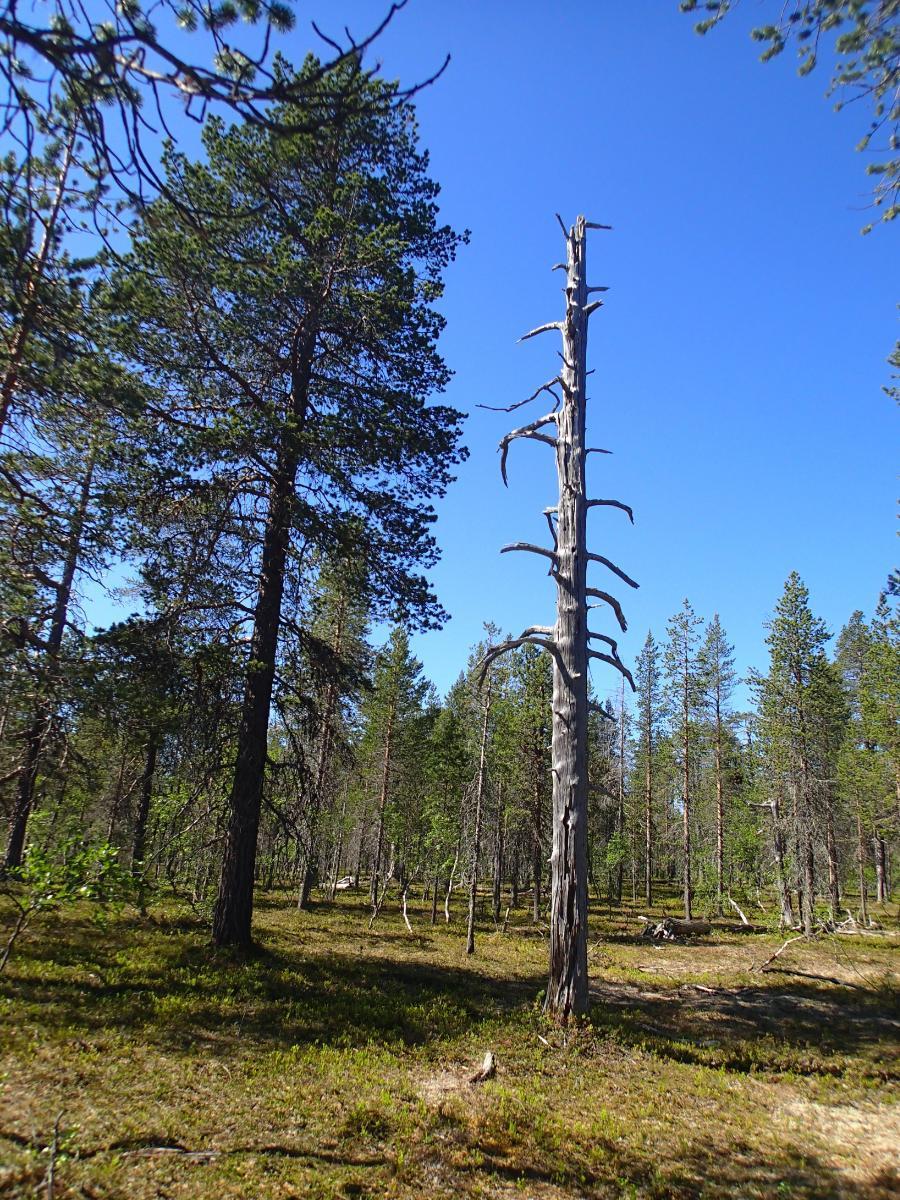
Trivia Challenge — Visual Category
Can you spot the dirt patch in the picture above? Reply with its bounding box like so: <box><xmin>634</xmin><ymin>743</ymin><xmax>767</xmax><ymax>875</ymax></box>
<box><xmin>778</xmin><ymin>1098</ymin><xmax>900</xmax><ymax>1193</ymax></box>
<box><xmin>419</xmin><ymin>1068</ymin><xmax>468</xmax><ymax>1105</ymax></box>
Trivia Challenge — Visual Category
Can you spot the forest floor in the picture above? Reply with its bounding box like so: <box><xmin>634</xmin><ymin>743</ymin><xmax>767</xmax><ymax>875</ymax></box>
<box><xmin>0</xmin><ymin>888</ymin><xmax>898</xmax><ymax>1199</ymax></box>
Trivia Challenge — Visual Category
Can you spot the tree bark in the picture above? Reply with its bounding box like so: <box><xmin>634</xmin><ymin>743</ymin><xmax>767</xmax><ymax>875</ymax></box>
<box><xmin>211</xmin><ymin>326</ymin><xmax>316</xmax><ymax>948</ymax></box>
<box><xmin>546</xmin><ymin>216</ymin><xmax>593</xmax><ymax>1020</ymax></box>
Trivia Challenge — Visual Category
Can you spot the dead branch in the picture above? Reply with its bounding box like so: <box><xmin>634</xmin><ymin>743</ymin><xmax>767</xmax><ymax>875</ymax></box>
<box><xmin>498</xmin><ymin>413</ymin><xmax>559</xmax><ymax>486</ymax></box>
<box><xmin>586</xmin><ymin>588</ymin><xmax>628</xmax><ymax>632</ymax></box>
<box><xmin>477</xmin><ymin>377</ymin><xmax>563</xmax><ymax>414</ymax></box>
<box><xmin>755</xmin><ymin>933</ymin><xmax>807</xmax><ymax>972</ymax></box>
<box><xmin>500</xmin><ymin>542</ymin><xmax>558</xmax><ymax>565</ymax></box>
<box><xmin>587</xmin><ymin>498</ymin><xmax>634</xmax><ymax>522</ymax></box>
<box><xmin>519</xmin><ymin>321</ymin><xmax>563</xmax><ymax>343</ymax></box>
<box><xmin>587</xmin><ymin>552</ymin><xmax>639</xmax><ymax>590</ymax></box>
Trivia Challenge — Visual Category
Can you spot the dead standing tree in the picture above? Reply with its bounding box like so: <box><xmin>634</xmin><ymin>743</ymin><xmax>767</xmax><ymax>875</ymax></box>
<box><xmin>480</xmin><ymin>214</ymin><xmax>636</xmax><ymax>1021</ymax></box>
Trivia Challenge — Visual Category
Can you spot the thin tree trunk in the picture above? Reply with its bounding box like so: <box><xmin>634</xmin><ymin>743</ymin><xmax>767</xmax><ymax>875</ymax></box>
<box><xmin>644</xmin><ymin>723</ymin><xmax>653</xmax><ymax>907</ymax></box>
<box><xmin>132</xmin><ymin>736</ymin><xmax>158</xmax><ymax>876</ymax></box>
<box><xmin>681</xmin><ymin>669</ymin><xmax>692</xmax><ymax>920</ymax></box>
<box><xmin>615</xmin><ymin>680</ymin><xmax>625</xmax><ymax>903</ymax></box>
<box><xmin>370</xmin><ymin>703</ymin><xmax>396</xmax><ymax>911</ymax></box>
<box><xmin>873</xmin><ymin>834</ymin><xmax>887</xmax><ymax>903</ymax></box>
<box><xmin>466</xmin><ymin>680</ymin><xmax>492</xmax><ymax>955</ymax></box>
<box><xmin>771</xmin><ymin>793</ymin><xmax>794</xmax><ymax>928</ymax></box>
<box><xmin>825</xmin><ymin>788</ymin><xmax>840</xmax><ymax>921</ymax></box>
<box><xmin>856</xmin><ymin>799</ymin><xmax>869</xmax><ymax>925</ymax></box>
<box><xmin>714</xmin><ymin>700</ymin><xmax>724</xmax><ymax>917</ymax></box>
<box><xmin>492</xmin><ymin>779</ymin><xmax>504</xmax><ymax>924</ymax></box>
<box><xmin>4</xmin><ymin>448</ymin><xmax>96</xmax><ymax>869</ymax></box>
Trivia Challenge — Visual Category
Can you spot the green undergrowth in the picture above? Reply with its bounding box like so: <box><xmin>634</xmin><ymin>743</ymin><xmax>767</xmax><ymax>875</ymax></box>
<box><xmin>1</xmin><ymin>888</ymin><xmax>898</xmax><ymax>1198</ymax></box>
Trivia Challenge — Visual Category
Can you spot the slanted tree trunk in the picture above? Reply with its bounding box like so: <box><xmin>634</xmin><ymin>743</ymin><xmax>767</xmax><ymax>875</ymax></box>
<box><xmin>480</xmin><ymin>215</ymin><xmax>635</xmax><ymax>1021</ymax></box>
<box><xmin>4</xmin><ymin>447</ymin><xmax>96</xmax><ymax>869</ymax></box>
<box><xmin>212</xmin><ymin>326</ymin><xmax>316</xmax><ymax>948</ymax></box>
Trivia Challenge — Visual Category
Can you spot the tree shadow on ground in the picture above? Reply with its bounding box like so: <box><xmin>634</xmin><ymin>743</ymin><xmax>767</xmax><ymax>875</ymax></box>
<box><xmin>588</xmin><ymin>975</ymin><xmax>899</xmax><ymax>1077</ymax></box>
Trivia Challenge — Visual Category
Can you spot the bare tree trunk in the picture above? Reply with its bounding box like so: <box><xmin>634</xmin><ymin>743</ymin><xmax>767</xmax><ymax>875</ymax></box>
<box><xmin>466</xmin><ymin>680</ymin><xmax>492</xmax><ymax>955</ymax></box>
<box><xmin>615</xmin><ymin>680</ymin><xmax>625</xmax><ymax>903</ymax></box>
<box><xmin>532</xmin><ymin>777</ymin><xmax>542</xmax><ymax>923</ymax></box>
<box><xmin>492</xmin><ymin>779</ymin><xmax>504</xmax><ymax>923</ymax></box>
<box><xmin>825</xmin><ymin>788</ymin><xmax>840</xmax><ymax>921</ymax></box>
<box><xmin>370</xmin><ymin>703</ymin><xmax>396</xmax><ymax>912</ymax></box>
<box><xmin>855</xmin><ymin>799</ymin><xmax>869</xmax><ymax>925</ymax></box>
<box><xmin>644</xmin><ymin>725</ymin><xmax>653</xmax><ymax>907</ymax></box>
<box><xmin>132</xmin><ymin>737</ymin><xmax>158</xmax><ymax>880</ymax></box>
<box><xmin>771</xmin><ymin>793</ymin><xmax>794</xmax><ymax>928</ymax></box>
<box><xmin>481</xmin><ymin>216</ymin><xmax>634</xmax><ymax>1020</ymax></box>
<box><xmin>682</xmin><ymin>689</ymin><xmax>692</xmax><ymax>921</ymax></box>
<box><xmin>714</xmin><ymin>701</ymin><xmax>724</xmax><ymax>917</ymax></box>
<box><xmin>4</xmin><ymin>447</ymin><xmax>96</xmax><ymax>869</ymax></box>
<box><xmin>873</xmin><ymin>834</ymin><xmax>887</xmax><ymax>903</ymax></box>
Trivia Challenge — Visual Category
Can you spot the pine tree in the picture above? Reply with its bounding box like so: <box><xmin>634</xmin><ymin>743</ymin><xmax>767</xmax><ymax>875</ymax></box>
<box><xmin>120</xmin><ymin>59</ymin><xmax>466</xmax><ymax>947</ymax></box>
<box><xmin>699</xmin><ymin>614</ymin><xmax>737</xmax><ymax>914</ymax></box>
<box><xmin>664</xmin><ymin>600</ymin><xmax>704</xmax><ymax>919</ymax></box>
<box><xmin>634</xmin><ymin>631</ymin><xmax>664</xmax><ymax>905</ymax></box>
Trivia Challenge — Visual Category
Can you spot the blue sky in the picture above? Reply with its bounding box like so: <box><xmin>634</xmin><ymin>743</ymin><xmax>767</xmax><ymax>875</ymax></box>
<box><xmin>287</xmin><ymin>0</ymin><xmax>896</xmax><ymax>706</ymax></box>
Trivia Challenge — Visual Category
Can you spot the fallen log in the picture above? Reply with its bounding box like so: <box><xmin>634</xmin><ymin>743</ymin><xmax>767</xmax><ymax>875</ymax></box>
<box><xmin>640</xmin><ymin>917</ymin><xmax>712</xmax><ymax>941</ymax></box>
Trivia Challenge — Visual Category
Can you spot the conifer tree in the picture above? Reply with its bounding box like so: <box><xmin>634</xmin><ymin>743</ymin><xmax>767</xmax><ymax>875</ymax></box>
<box><xmin>121</xmin><ymin>59</ymin><xmax>466</xmax><ymax>946</ymax></box>
<box><xmin>664</xmin><ymin>599</ymin><xmax>704</xmax><ymax>919</ymax></box>
<box><xmin>699</xmin><ymin>614</ymin><xmax>737</xmax><ymax>914</ymax></box>
<box><xmin>634</xmin><ymin>631</ymin><xmax>664</xmax><ymax>905</ymax></box>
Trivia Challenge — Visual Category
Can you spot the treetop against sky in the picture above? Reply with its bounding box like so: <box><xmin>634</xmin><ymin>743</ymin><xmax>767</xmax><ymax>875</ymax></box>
<box><xmin>71</xmin><ymin>0</ymin><xmax>896</xmax><ymax>699</ymax></box>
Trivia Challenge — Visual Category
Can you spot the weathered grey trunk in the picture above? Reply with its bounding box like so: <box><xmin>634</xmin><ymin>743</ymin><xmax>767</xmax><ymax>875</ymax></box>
<box><xmin>481</xmin><ymin>215</ymin><xmax>635</xmax><ymax>1022</ymax></box>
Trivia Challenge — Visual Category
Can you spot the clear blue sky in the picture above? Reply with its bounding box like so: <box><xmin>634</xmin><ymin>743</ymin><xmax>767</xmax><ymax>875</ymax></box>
<box><xmin>80</xmin><ymin>1</ymin><xmax>897</xmax><ymax>708</ymax></box>
<box><xmin>290</xmin><ymin>0</ymin><xmax>895</xmax><ymax>706</ymax></box>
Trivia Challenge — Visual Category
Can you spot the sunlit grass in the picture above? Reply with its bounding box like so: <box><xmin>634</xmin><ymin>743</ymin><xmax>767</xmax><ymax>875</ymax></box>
<box><xmin>1</xmin><ymin>886</ymin><xmax>897</xmax><ymax>1198</ymax></box>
